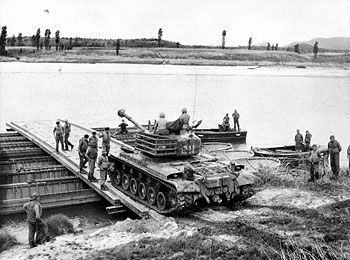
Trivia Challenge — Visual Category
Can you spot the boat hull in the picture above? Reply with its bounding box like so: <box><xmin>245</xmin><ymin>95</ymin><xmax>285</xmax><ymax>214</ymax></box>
<box><xmin>195</xmin><ymin>129</ymin><xmax>247</xmax><ymax>143</ymax></box>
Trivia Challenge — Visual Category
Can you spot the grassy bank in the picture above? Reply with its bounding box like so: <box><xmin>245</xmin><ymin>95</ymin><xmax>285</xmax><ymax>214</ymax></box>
<box><xmin>1</xmin><ymin>47</ymin><xmax>349</xmax><ymax>68</ymax></box>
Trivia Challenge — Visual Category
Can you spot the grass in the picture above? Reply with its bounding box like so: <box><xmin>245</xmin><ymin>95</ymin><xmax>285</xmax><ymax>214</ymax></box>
<box><xmin>2</xmin><ymin>47</ymin><xmax>349</xmax><ymax>68</ymax></box>
<box><xmin>0</xmin><ymin>232</ymin><xmax>19</xmax><ymax>253</ymax></box>
<box><xmin>45</xmin><ymin>214</ymin><xmax>74</xmax><ymax>237</ymax></box>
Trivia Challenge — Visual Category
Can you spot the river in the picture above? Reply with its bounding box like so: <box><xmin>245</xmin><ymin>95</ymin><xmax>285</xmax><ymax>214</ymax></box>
<box><xmin>1</xmin><ymin>62</ymin><xmax>349</xmax><ymax>165</ymax></box>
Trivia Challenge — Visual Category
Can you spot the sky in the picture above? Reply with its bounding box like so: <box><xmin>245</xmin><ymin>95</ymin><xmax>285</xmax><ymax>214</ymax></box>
<box><xmin>0</xmin><ymin>0</ymin><xmax>349</xmax><ymax>46</ymax></box>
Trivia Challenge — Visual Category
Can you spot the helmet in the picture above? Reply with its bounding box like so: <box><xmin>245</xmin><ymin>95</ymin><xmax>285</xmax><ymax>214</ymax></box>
<box><xmin>30</xmin><ymin>192</ymin><xmax>40</xmax><ymax>201</ymax></box>
<box><xmin>159</xmin><ymin>112</ymin><xmax>165</xmax><ymax>118</ymax></box>
<box><xmin>182</xmin><ymin>107</ymin><xmax>187</xmax><ymax>113</ymax></box>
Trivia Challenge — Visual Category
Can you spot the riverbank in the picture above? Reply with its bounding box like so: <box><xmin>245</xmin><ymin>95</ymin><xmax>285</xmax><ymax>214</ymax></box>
<box><xmin>1</xmin><ymin>47</ymin><xmax>349</xmax><ymax>68</ymax></box>
<box><xmin>1</xmin><ymin>168</ymin><xmax>349</xmax><ymax>259</ymax></box>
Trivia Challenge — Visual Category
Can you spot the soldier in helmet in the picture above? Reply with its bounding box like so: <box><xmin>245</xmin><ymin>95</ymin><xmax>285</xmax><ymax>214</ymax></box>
<box><xmin>97</xmin><ymin>150</ymin><xmax>109</xmax><ymax>190</ymax></box>
<box><xmin>179</xmin><ymin>107</ymin><xmax>190</xmax><ymax>134</ymax></box>
<box><xmin>222</xmin><ymin>113</ymin><xmax>230</xmax><ymax>131</ymax></box>
<box><xmin>328</xmin><ymin>135</ymin><xmax>342</xmax><ymax>179</ymax></box>
<box><xmin>154</xmin><ymin>112</ymin><xmax>169</xmax><ymax>135</ymax></box>
<box><xmin>294</xmin><ymin>129</ymin><xmax>304</xmax><ymax>152</ymax></box>
<box><xmin>308</xmin><ymin>144</ymin><xmax>321</xmax><ymax>182</ymax></box>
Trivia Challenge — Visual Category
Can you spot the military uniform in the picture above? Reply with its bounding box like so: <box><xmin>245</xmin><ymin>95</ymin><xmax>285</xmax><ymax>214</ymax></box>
<box><xmin>97</xmin><ymin>152</ymin><xmax>109</xmax><ymax>189</ymax></box>
<box><xmin>223</xmin><ymin>115</ymin><xmax>230</xmax><ymax>131</ymax></box>
<box><xmin>328</xmin><ymin>138</ymin><xmax>342</xmax><ymax>178</ymax></box>
<box><xmin>232</xmin><ymin>111</ymin><xmax>240</xmax><ymax>131</ymax></box>
<box><xmin>294</xmin><ymin>132</ymin><xmax>304</xmax><ymax>152</ymax></box>
<box><xmin>78</xmin><ymin>136</ymin><xmax>89</xmax><ymax>171</ymax></box>
<box><xmin>23</xmin><ymin>195</ymin><xmax>49</xmax><ymax>247</ymax></box>
<box><xmin>308</xmin><ymin>148</ymin><xmax>321</xmax><ymax>181</ymax></box>
<box><xmin>99</xmin><ymin>131</ymin><xmax>111</xmax><ymax>156</ymax></box>
<box><xmin>63</xmin><ymin>121</ymin><xmax>74</xmax><ymax>150</ymax></box>
<box><xmin>86</xmin><ymin>136</ymin><xmax>98</xmax><ymax>181</ymax></box>
<box><xmin>53</xmin><ymin>123</ymin><xmax>64</xmax><ymax>152</ymax></box>
<box><xmin>305</xmin><ymin>132</ymin><xmax>312</xmax><ymax>150</ymax></box>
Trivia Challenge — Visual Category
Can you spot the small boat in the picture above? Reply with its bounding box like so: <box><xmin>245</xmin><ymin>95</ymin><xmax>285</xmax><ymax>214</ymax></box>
<box><xmin>195</xmin><ymin>129</ymin><xmax>247</xmax><ymax>143</ymax></box>
<box><xmin>210</xmin><ymin>149</ymin><xmax>254</xmax><ymax>162</ymax></box>
<box><xmin>251</xmin><ymin>145</ymin><xmax>314</xmax><ymax>165</ymax></box>
<box><xmin>233</xmin><ymin>157</ymin><xmax>281</xmax><ymax>171</ymax></box>
<box><xmin>201</xmin><ymin>142</ymin><xmax>233</xmax><ymax>154</ymax></box>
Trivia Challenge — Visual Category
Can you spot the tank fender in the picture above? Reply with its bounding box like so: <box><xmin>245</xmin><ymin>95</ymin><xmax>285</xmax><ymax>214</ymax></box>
<box><xmin>235</xmin><ymin>171</ymin><xmax>255</xmax><ymax>186</ymax></box>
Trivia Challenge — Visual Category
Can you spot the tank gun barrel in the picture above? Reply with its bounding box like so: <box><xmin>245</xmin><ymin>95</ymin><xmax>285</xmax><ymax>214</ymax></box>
<box><xmin>118</xmin><ymin>109</ymin><xmax>147</xmax><ymax>132</ymax></box>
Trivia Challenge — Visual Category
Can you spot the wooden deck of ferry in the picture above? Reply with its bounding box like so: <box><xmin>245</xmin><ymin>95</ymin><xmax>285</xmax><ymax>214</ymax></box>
<box><xmin>5</xmin><ymin>120</ymin><xmax>160</xmax><ymax>219</ymax></box>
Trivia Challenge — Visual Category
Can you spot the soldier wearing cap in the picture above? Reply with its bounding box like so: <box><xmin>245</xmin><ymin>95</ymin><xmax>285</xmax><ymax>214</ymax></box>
<box><xmin>99</xmin><ymin>127</ymin><xmax>111</xmax><ymax>156</ymax></box>
<box><xmin>179</xmin><ymin>107</ymin><xmax>190</xmax><ymax>134</ymax></box>
<box><xmin>63</xmin><ymin>119</ymin><xmax>74</xmax><ymax>151</ymax></box>
<box><xmin>23</xmin><ymin>193</ymin><xmax>50</xmax><ymax>248</ymax></box>
<box><xmin>78</xmin><ymin>134</ymin><xmax>89</xmax><ymax>172</ymax></box>
<box><xmin>328</xmin><ymin>135</ymin><xmax>342</xmax><ymax>179</ymax></box>
<box><xmin>308</xmin><ymin>144</ymin><xmax>321</xmax><ymax>182</ymax></box>
<box><xmin>294</xmin><ymin>129</ymin><xmax>304</xmax><ymax>152</ymax></box>
<box><xmin>86</xmin><ymin>132</ymin><xmax>98</xmax><ymax>182</ymax></box>
<box><xmin>53</xmin><ymin>121</ymin><xmax>64</xmax><ymax>153</ymax></box>
<box><xmin>97</xmin><ymin>150</ymin><xmax>109</xmax><ymax>190</ymax></box>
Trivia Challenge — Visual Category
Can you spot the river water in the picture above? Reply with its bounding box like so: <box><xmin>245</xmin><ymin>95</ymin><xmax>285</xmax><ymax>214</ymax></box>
<box><xmin>1</xmin><ymin>63</ymin><xmax>349</xmax><ymax>165</ymax></box>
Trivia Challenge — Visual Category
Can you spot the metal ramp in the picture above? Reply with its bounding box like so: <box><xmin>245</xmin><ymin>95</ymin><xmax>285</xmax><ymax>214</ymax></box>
<box><xmin>6</xmin><ymin>120</ymin><xmax>155</xmax><ymax>219</ymax></box>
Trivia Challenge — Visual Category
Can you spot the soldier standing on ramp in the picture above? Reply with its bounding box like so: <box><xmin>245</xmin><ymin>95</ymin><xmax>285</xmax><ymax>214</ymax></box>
<box><xmin>63</xmin><ymin>119</ymin><xmax>74</xmax><ymax>150</ymax></box>
<box><xmin>99</xmin><ymin>127</ymin><xmax>111</xmax><ymax>156</ymax></box>
<box><xmin>78</xmin><ymin>134</ymin><xmax>89</xmax><ymax>173</ymax></box>
<box><xmin>53</xmin><ymin>121</ymin><xmax>64</xmax><ymax>153</ymax></box>
<box><xmin>86</xmin><ymin>132</ymin><xmax>98</xmax><ymax>182</ymax></box>
<box><xmin>97</xmin><ymin>150</ymin><xmax>109</xmax><ymax>190</ymax></box>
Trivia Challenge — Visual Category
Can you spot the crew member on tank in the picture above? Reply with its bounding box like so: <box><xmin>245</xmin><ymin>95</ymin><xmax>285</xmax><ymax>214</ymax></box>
<box><xmin>99</xmin><ymin>127</ymin><xmax>111</xmax><ymax>156</ymax></box>
<box><xmin>294</xmin><ymin>129</ymin><xmax>304</xmax><ymax>152</ymax></box>
<box><xmin>179</xmin><ymin>107</ymin><xmax>190</xmax><ymax>134</ymax></box>
<box><xmin>154</xmin><ymin>112</ymin><xmax>169</xmax><ymax>135</ymax></box>
<box><xmin>119</xmin><ymin>119</ymin><xmax>128</xmax><ymax>134</ymax></box>
<box><xmin>222</xmin><ymin>113</ymin><xmax>230</xmax><ymax>131</ymax></box>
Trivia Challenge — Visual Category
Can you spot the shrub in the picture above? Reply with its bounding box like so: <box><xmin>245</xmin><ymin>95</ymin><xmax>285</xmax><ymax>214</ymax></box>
<box><xmin>45</xmin><ymin>214</ymin><xmax>74</xmax><ymax>237</ymax></box>
<box><xmin>0</xmin><ymin>232</ymin><xmax>19</xmax><ymax>252</ymax></box>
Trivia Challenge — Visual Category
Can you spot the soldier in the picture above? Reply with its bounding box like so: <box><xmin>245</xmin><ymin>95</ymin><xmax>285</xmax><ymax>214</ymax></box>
<box><xmin>222</xmin><ymin>113</ymin><xmax>230</xmax><ymax>131</ymax></box>
<box><xmin>23</xmin><ymin>193</ymin><xmax>50</xmax><ymax>248</ymax></box>
<box><xmin>305</xmin><ymin>130</ymin><xmax>312</xmax><ymax>151</ymax></box>
<box><xmin>119</xmin><ymin>119</ymin><xmax>128</xmax><ymax>134</ymax></box>
<box><xmin>232</xmin><ymin>110</ymin><xmax>240</xmax><ymax>131</ymax></box>
<box><xmin>86</xmin><ymin>132</ymin><xmax>98</xmax><ymax>182</ymax></box>
<box><xmin>294</xmin><ymin>129</ymin><xmax>304</xmax><ymax>152</ymax></box>
<box><xmin>328</xmin><ymin>135</ymin><xmax>342</xmax><ymax>179</ymax></box>
<box><xmin>347</xmin><ymin>144</ymin><xmax>350</xmax><ymax>169</ymax></box>
<box><xmin>179</xmin><ymin>107</ymin><xmax>190</xmax><ymax>134</ymax></box>
<box><xmin>63</xmin><ymin>119</ymin><xmax>74</xmax><ymax>151</ymax></box>
<box><xmin>53</xmin><ymin>121</ymin><xmax>64</xmax><ymax>153</ymax></box>
<box><xmin>78</xmin><ymin>134</ymin><xmax>89</xmax><ymax>173</ymax></box>
<box><xmin>99</xmin><ymin>127</ymin><xmax>111</xmax><ymax>156</ymax></box>
<box><xmin>154</xmin><ymin>112</ymin><xmax>169</xmax><ymax>135</ymax></box>
<box><xmin>308</xmin><ymin>144</ymin><xmax>321</xmax><ymax>182</ymax></box>
<box><xmin>97</xmin><ymin>150</ymin><xmax>109</xmax><ymax>190</ymax></box>
<box><xmin>313</xmin><ymin>41</ymin><xmax>319</xmax><ymax>59</ymax></box>
<box><xmin>116</xmin><ymin>39</ymin><xmax>120</xmax><ymax>56</ymax></box>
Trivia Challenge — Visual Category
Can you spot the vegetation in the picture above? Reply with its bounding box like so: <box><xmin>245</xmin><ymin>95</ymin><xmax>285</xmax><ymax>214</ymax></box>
<box><xmin>45</xmin><ymin>214</ymin><xmax>74</xmax><ymax>237</ymax></box>
<box><xmin>0</xmin><ymin>232</ymin><xmax>19</xmax><ymax>253</ymax></box>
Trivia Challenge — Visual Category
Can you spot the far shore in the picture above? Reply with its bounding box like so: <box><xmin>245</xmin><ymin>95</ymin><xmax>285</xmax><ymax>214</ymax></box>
<box><xmin>1</xmin><ymin>47</ymin><xmax>349</xmax><ymax>69</ymax></box>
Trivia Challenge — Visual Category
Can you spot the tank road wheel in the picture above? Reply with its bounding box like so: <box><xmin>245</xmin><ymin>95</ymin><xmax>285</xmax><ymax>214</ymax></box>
<box><xmin>147</xmin><ymin>187</ymin><xmax>157</xmax><ymax>205</ymax></box>
<box><xmin>156</xmin><ymin>192</ymin><xmax>167</xmax><ymax>211</ymax></box>
<box><xmin>115</xmin><ymin>170</ymin><xmax>122</xmax><ymax>185</ymax></box>
<box><xmin>122</xmin><ymin>174</ymin><xmax>130</xmax><ymax>190</ymax></box>
<box><xmin>138</xmin><ymin>182</ymin><xmax>147</xmax><ymax>200</ymax></box>
<box><xmin>130</xmin><ymin>178</ymin><xmax>138</xmax><ymax>195</ymax></box>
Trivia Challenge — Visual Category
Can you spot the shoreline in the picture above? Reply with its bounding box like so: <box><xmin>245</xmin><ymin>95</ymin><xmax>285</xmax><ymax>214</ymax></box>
<box><xmin>1</xmin><ymin>47</ymin><xmax>349</xmax><ymax>69</ymax></box>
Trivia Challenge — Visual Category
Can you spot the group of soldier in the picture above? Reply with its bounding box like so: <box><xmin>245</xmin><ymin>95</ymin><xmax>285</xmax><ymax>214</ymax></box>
<box><xmin>222</xmin><ymin>110</ymin><xmax>240</xmax><ymax>131</ymax></box>
<box><xmin>294</xmin><ymin>129</ymin><xmax>347</xmax><ymax>182</ymax></box>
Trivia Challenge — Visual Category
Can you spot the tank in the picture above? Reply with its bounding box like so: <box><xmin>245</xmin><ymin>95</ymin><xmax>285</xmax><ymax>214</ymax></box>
<box><xmin>107</xmin><ymin>109</ymin><xmax>256</xmax><ymax>214</ymax></box>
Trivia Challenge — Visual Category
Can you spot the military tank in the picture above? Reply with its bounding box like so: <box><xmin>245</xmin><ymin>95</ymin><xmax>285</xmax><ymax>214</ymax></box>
<box><xmin>107</xmin><ymin>109</ymin><xmax>256</xmax><ymax>214</ymax></box>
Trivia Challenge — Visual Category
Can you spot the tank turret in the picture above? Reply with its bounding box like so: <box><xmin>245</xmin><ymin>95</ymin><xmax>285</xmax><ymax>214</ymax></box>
<box><xmin>118</xmin><ymin>109</ymin><xmax>201</xmax><ymax>157</ymax></box>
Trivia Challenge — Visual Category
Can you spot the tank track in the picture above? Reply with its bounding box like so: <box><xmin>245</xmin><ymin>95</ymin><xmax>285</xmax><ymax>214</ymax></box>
<box><xmin>109</xmin><ymin>157</ymin><xmax>200</xmax><ymax>214</ymax></box>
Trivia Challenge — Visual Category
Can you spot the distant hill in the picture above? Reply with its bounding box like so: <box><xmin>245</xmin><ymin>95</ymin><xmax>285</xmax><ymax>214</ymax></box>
<box><xmin>288</xmin><ymin>37</ymin><xmax>350</xmax><ymax>51</ymax></box>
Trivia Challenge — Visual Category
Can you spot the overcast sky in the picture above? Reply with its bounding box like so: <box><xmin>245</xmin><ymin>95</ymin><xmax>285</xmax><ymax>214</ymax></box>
<box><xmin>1</xmin><ymin>0</ymin><xmax>349</xmax><ymax>46</ymax></box>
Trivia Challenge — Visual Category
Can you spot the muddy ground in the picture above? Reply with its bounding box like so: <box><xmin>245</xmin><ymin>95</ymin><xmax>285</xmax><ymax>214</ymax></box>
<box><xmin>1</xmin><ymin>168</ymin><xmax>349</xmax><ymax>260</ymax></box>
